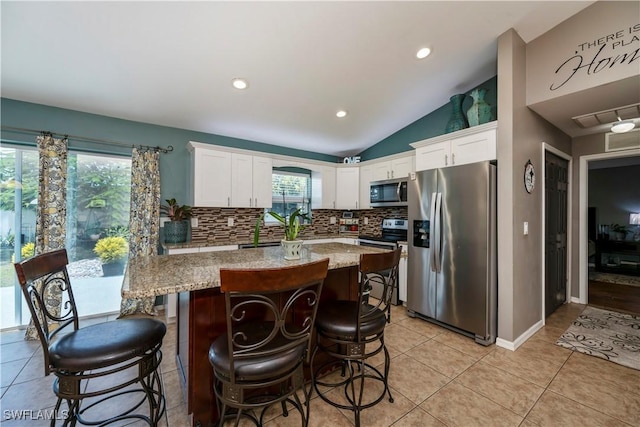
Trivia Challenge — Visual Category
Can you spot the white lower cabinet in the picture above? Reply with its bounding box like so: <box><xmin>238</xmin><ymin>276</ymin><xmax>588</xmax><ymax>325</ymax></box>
<box><xmin>398</xmin><ymin>243</ymin><xmax>408</xmax><ymax>304</ymax></box>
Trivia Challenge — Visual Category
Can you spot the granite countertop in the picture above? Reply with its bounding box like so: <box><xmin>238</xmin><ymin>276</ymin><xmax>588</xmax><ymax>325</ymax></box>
<box><xmin>123</xmin><ymin>242</ymin><xmax>387</xmax><ymax>299</ymax></box>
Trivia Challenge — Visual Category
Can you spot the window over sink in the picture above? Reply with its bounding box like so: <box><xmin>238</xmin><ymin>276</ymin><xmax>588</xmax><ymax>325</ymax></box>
<box><xmin>265</xmin><ymin>168</ymin><xmax>312</xmax><ymax>225</ymax></box>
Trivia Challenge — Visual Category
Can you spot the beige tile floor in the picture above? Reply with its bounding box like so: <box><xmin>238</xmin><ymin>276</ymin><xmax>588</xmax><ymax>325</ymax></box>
<box><xmin>1</xmin><ymin>303</ymin><xmax>639</xmax><ymax>426</ymax></box>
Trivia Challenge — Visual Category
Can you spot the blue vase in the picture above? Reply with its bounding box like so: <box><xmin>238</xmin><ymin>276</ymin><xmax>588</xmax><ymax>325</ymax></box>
<box><xmin>466</xmin><ymin>88</ymin><xmax>493</xmax><ymax>127</ymax></box>
<box><xmin>445</xmin><ymin>94</ymin><xmax>468</xmax><ymax>133</ymax></box>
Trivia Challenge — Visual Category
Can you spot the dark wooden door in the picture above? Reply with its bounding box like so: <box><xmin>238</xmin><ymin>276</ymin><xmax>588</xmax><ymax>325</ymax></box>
<box><xmin>545</xmin><ymin>151</ymin><xmax>569</xmax><ymax>317</ymax></box>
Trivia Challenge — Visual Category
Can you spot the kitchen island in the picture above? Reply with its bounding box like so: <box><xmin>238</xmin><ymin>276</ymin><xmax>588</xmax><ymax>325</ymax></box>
<box><xmin>122</xmin><ymin>242</ymin><xmax>387</xmax><ymax>427</ymax></box>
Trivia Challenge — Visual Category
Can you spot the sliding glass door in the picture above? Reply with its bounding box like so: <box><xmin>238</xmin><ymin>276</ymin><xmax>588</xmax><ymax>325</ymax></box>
<box><xmin>0</xmin><ymin>146</ymin><xmax>131</xmax><ymax>329</ymax></box>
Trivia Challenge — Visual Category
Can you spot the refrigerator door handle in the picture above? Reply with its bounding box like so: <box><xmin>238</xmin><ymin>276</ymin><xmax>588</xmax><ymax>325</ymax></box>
<box><xmin>434</xmin><ymin>192</ymin><xmax>442</xmax><ymax>273</ymax></box>
<box><xmin>429</xmin><ymin>192</ymin><xmax>437</xmax><ymax>271</ymax></box>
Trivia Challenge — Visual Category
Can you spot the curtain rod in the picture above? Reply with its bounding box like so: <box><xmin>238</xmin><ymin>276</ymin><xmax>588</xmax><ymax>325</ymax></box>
<box><xmin>1</xmin><ymin>125</ymin><xmax>173</xmax><ymax>154</ymax></box>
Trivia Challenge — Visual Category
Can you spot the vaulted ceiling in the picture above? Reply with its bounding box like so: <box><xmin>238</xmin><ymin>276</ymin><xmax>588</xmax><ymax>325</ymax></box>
<box><xmin>2</xmin><ymin>1</ymin><xmax>595</xmax><ymax>156</ymax></box>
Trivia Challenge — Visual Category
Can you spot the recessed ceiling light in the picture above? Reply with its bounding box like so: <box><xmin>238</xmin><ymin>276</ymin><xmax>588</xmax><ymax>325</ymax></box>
<box><xmin>416</xmin><ymin>47</ymin><xmax>431</xmax><ymax>59</ymax></box>
<box><xmin>232</xmin><ymin>78</ymin><xmax>248</xmax><ymax>90</ymax></box>
<box><xmin>336</xmin><ymin>110</ymin><xmax>348</xmax><ymax>118</ymax></box>
<box><xmin>611</xmin><ymin>117</ymin><xmax>635</xmax><ymax>133</ymax></box>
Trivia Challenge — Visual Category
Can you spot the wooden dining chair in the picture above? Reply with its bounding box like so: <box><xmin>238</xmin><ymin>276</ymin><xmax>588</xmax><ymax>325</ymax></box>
<box><xmin>14</xmin><ymin>248</ymin><xmax>166</xmax><ymax>426</ymax></box>
<box><xmin>208</xmin><ymin>258</ymin><xmax>329</xmax><ymax>427</ymax></box>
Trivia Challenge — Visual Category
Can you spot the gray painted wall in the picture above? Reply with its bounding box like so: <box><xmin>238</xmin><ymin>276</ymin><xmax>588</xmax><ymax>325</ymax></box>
<box><xmin>527</xmin><ymin>1</ymin><xmax>639</xmax><ymax>106</ymax></box>
<box><xmin>497</xmin><ymin>29</ymin><xmax>572</xmax><ymax>343</ymax></box>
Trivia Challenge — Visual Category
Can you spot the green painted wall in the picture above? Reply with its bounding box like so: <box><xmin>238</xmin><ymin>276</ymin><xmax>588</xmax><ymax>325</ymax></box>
<box><xmin>0</xmin><ymin>98</ymin><xmax>337</xmax><ymax>201</ymax></box>
<box><xmin>358</xmin><ymin>76</ymin><xmax>497</xmax><ymax>161</ymax></box>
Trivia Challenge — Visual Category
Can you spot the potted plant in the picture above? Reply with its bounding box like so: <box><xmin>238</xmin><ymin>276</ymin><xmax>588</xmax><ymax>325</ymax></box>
<box><xmin>254</xmin><ymin>208</ymin><xmax>310</xmax><ymax>260</ymax></box>
<box><xmin>610</xmin><ymin>224</ymin><xmax>628</xmax><ymax>241</ymax></box>
<box><xmin>161</xmin><ymin>198</ymin><xmax>193</xmax><ymax>244</ymax></box>
<box><xmin>94</xmin><ymin>236</ymin><xmax>128</xmax><ymax>276</ymax></box>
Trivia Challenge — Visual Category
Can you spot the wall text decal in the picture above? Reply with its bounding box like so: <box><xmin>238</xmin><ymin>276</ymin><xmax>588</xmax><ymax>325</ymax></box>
<box><xmin>550</xmin><ymin>23</ymin><xmax>640</xmax><ymax>91</ymax></box>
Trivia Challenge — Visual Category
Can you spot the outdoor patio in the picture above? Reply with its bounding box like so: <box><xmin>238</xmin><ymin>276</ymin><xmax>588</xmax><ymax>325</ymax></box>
<box><xmin>0</xmin><ymin>261</ymin><xmax>122</xmax><ymax>330</ymax></box>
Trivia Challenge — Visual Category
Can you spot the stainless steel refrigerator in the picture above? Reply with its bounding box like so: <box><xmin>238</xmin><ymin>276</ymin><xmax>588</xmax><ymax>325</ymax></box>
<box><xmin>407</xmin><ymin>161</ymin><xmax>497</xmax><ymax>345</ymax></box>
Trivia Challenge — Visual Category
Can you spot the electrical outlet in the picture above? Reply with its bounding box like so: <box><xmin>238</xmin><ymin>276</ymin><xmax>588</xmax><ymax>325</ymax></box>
<box><xmin>330</xmin><ymin>216</ymin><xmax>336</xmax><ymax>224</ymax></box>
<box><xmin>523</xmin><ymin>221</ymin><xmax>529</xmax><ymax>235</ymax></box>
<box><xmin>364</xmin><ymin>217</ymin><xmax>369</xmax><ymax>225</ymax></box>
<box><xmin>228</xmin><ymin>217</ymin><xmax>234</xmax><ymax>227</ymax></box>
<box><xmin>191</xmin><ymin>217</ymin><xmax>198</xmax><ymax>228</ymax></box>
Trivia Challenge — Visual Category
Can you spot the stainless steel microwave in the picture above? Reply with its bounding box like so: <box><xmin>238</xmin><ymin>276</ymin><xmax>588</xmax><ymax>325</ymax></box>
<box><xmin>370</xmin><ymin>178</ymin><xmax>408</xmax><ymax>207</ymax></box>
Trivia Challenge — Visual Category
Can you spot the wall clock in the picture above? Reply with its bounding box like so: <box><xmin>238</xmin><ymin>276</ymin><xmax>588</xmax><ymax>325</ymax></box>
<box><xmin>524</xmin><ymin>160</ymin><xmax>535</xmax><ymax>193</ymax></box>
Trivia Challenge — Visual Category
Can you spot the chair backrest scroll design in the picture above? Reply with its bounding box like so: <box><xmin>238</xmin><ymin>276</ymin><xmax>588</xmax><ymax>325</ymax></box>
<box><xmin>219</xmin><ymin>258</ymin><xmax>329</xmax><ymax>386</ymax></box>
<box><xmin>14</xmin><ymin>249</ymin><xmax>79</xmax><ymax>375</ymax></box>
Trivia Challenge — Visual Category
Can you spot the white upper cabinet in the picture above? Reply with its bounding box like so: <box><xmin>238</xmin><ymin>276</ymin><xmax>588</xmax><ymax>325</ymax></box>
<box><xmin>359</xmin><ymin>164</ymin><xmax>373</xmax><ymax>209</ymax></box>
<box><xmin>335</xmin><ymin>167</ymin><xmax>360</xmax><ymax>210</ymax></box>
<box><xmin>189</xmin><ymin>142</ymin><xmax>272</xmax><ymax>208</ymax></box>
<box><xmin>389</xmin><ymin>156</ymin><xmax>414</xmax><ymax>179</ymax></box>
<box><xmin>251</xmin><ymin>156</ymin><xmax>273</xmax><ymax>208</ymax></box>
<box><xmin>231</xmin><ymin>153</ymin><xmax>272</xmax><ymax>208</ymax></box>
<box><xmin>190</xmin><ymin>146</ymin><xmax>232</xmax><ymax>207</ymax></box>
<box><xmin>372</xmin><ymin>162</ymin><xmax>392</xmax><ymax>181</ymax></box>
<box><xmin>231</xmin><ymin>153</ymin><xmax>253</xmax><ymax>207</ymax></box>
<box><xmin>415</xmin><ymin>140</ymin><xmax>451</xmax><ymax>171</ymax></box>
<box><xmin>450</xmin><ymin>128</ymin><xmax>496</xmax><ymax>166</ymax></box>
<box><xmin>412</xmin><ymin>122</ymin><xmax>497</xmax><ymax>172</ymax></box>
<box><xmin>371</xmin><ymin>156</ymin><xmax>414</xmax><ymax>181</ymax></box>
<box><xmin>311</xmin><ymin>166</ymin><xmax>336</xmax><ymax>209</ymax></box>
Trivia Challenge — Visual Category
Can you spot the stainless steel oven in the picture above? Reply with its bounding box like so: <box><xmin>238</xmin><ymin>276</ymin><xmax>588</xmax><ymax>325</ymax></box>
<box><xmin>358</xmin><ymin>219</ymin><xmax>408</xmax><ymax>305</ymax></box>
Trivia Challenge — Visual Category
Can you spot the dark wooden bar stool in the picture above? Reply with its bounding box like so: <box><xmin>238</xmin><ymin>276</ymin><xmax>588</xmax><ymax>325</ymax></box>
<box><xmin>310</xmin><ymin>248</ymin><xmax>401</xmax><ymax>427</ymax></box>
<box><xmin>208</xmin><ymin>258</ymin><xmax>329</xmax><ymax>427</ymax></box>
<box><xmin>14</xmin><ymin>248</ymin><xmax>166</xmax><ymax>426</ymax></box>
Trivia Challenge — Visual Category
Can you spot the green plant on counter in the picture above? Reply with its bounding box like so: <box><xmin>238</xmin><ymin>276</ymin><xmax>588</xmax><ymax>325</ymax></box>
<box><xmin>160</xmin><ymin>198</ymin><xmax>193</xmax><ymax>221</ymax></box>
<box><xmin>94</xmin><ymin>236</ymin><xmax>128</xmax><ymax>264</ymax></box>
<box><xmin>253</xmin><ymin>208</ymin><xmax>310</xmax><ymax>246</ymax></box>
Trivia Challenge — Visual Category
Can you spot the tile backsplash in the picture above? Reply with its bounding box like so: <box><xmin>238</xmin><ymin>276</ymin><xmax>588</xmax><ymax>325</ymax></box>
<box><xmin>189</xmin><ymin>207</ymin><xmax>408</xmax><ymax>244</ymax></box>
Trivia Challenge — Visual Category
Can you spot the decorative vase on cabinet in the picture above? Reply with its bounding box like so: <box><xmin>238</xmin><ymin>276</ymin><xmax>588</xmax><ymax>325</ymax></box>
<box><xmin>445</xmin><ymin>94</ymin><xmax>469</xmax><ymax>133</ymax></box>
<box><xmin>466</xmin><ymin>88</ymin><xmax>493</xmax><ymax>127</ymax></box>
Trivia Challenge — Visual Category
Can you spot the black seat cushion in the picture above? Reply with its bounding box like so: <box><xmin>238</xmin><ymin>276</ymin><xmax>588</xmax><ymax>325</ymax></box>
<box><xmin>209</xmin><ymin>321</ymin><xmax>306</xmax><ymax>382</ymax></box>
<box><xmin>49</xmin><ymin>318</ymin><xmax>166</xmax><ymax>372</ymax></box>
<box><xmin>315</xmin><ymin>300</ymin><xmax>386</xmax><ymax>339</ymax></box>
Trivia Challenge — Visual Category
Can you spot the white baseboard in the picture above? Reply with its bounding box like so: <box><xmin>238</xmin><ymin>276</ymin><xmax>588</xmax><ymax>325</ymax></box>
<box><xmin>570</xmin><ymin>296</ymin><xmax>582</xmax><ymax>304</ymax></box>
<box><xmin>496</xmin><ymin>319</ymin><xmax>544</xmax><ymax>351</ymax></box>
